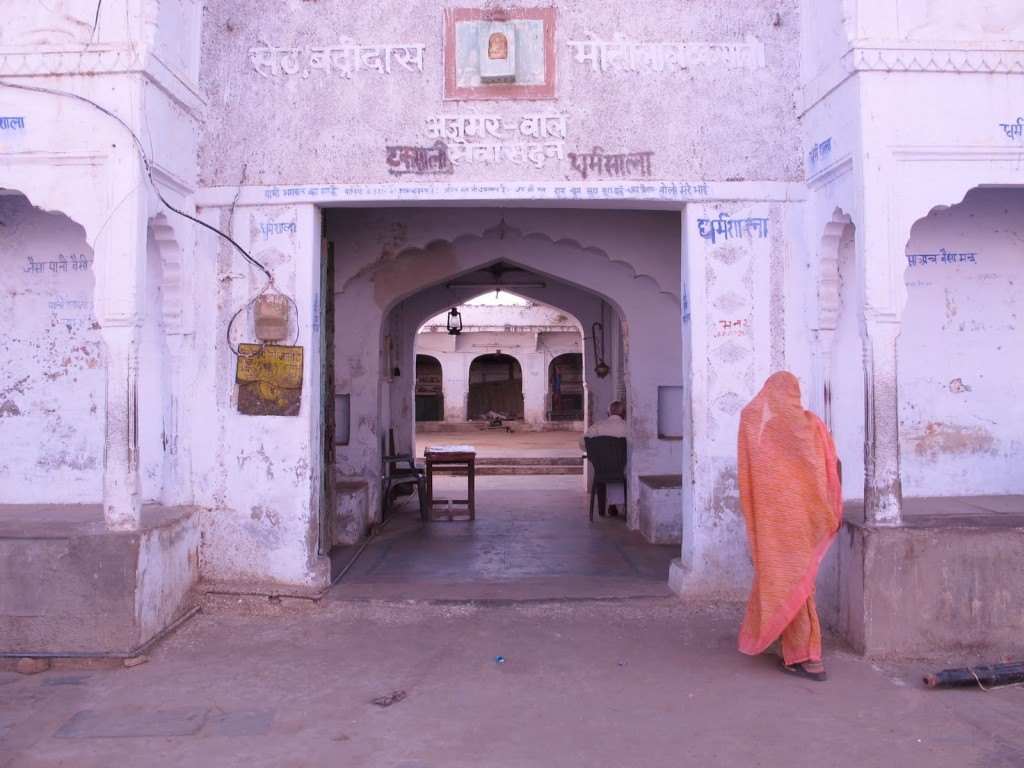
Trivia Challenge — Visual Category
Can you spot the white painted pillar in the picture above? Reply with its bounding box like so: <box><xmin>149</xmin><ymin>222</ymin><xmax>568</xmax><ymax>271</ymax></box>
<box><xmin>522</xmin><ymin>352</ymin><xmax>546</xmax><ymax>424</ymax></box>
<box><xmin>862</xmin><ymin>318</ymin><xmax>902</xmax><ymax>525</ymax></box>
<box><xmin>441</xmin><ymin>350</ymin><xmax>465</xmax><ymax>422</ymax></box>
<box><xmin>94</xmin><ymin>157</ymin><xmax>147</xmax><ymax>531</ymax></box>
<box><xmin>101</xmin><ymin>324</ymin><xmax>142</xmax><ymax>529</ymax></box>
<box><xmin>857</xmin><ymin>165</ymin><xmax>907</xmax><ymax>527</ymax></box>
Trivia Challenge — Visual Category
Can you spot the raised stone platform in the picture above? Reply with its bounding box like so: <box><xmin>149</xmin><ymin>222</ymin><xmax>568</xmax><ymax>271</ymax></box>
<box><xmin>818</xmin><ymin>495</ymin><xmax>1024</xmax><ymax>658</ymax></box>
<box><xmin>0</xmin><ymin>504</ymin><xmax>200</xmax><ymax>656</ymax></box>
<box><xmin>637</xmin><ymin>474</ymin><xmax>683</xmax><ymax>544</ymax></box>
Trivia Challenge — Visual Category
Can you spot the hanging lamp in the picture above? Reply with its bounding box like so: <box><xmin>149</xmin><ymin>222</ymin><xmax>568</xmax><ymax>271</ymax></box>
<box><xmin>447</xmin><ymin>307</ymin><xmax>463</xmax><ymax>335</ymax></box>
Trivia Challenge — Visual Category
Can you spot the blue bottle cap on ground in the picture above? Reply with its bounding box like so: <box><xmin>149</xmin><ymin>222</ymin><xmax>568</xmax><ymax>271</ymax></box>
<box><xmin>494</xmin><ymin>655</ymin><xmax>505</xmax><ymax>663</ymax></box>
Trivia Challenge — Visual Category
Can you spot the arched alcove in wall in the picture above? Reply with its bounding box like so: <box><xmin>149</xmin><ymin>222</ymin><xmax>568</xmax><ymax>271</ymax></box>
<box><xmin>0</xmin><ymin>190</ymin><xmax>104</xmax><ymax>503</ymax></box>
<box><xmin>814</xmin><ymin>209</ymin><xmax>866</xmax><ymax>501</ymax></box>
<box><xmin>144</xmin><ymin>212</ymin><xmax>190</xmax><ymax>505</ymax></box>
<box><xmin>898</xmin><ymin>186</ymin><xmax>1024</xmax><ymax>499</ymax></box>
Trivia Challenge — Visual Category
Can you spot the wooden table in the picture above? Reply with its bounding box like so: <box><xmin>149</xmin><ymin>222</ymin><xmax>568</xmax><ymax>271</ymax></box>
<box><xmin>423</xmin><ymin>445</ymin><xmax>476</xmax><ymax>521</ymax></box>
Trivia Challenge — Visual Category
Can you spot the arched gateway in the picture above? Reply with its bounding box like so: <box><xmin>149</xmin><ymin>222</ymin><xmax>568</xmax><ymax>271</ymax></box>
<box><xmin>324</xmin><ymin>208</ymin><xmax>686</xmax><ymax>557</ymax></box>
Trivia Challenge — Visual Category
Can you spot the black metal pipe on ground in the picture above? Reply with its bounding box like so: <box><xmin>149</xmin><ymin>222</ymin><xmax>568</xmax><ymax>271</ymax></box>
<box><xmin>924</xmin><ymin>662</ymin><xmax>1024</xmax><ymax>689</ymax></box>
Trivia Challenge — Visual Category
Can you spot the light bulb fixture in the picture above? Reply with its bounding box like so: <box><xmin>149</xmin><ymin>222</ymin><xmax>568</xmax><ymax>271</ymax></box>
<box><xmin>447</xmin><ymin>307</ymin><xmax>463</xmax><ymax>335</ymax></box>
<box><xmin>595</xmin><ymin>361</ymin><xmax>610</xmax><ymax>379</ymax></box>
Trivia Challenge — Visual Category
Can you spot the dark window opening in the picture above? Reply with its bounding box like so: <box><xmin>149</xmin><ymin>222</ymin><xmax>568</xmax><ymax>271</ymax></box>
<box><xmin>415</xmin><ymin>354</ymin><xmax>444</xmax><ymax>422</ymax></box>
<box><xmin>548</xmin><ymin>353</ymin><xmax>583</xmax><ymax>421</ymax></box>
<box><xmin>467</xmin><ymin>353</ymin><xmax>523</xmax><ymax>420</ymax></box>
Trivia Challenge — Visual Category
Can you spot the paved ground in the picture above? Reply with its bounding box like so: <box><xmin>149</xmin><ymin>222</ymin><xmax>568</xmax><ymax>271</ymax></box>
<box><xmin>2</xmin><ymin>596</ymin><xmax>1022</xmax><ymax>768</ymax></box>
<box><xmin>4</xmin><ymin>475</ymin><xmax>1019</xmax><ymax>768</ymax></box>
<box><xmin>332</xmin><ymin>476</ymin><xmax>676</xmax><ymax>601</ymax></box>
<box><xmin>4</xmin><ymin>465</ymin><xmax>1022</xmax><ymax>767</ymax></box>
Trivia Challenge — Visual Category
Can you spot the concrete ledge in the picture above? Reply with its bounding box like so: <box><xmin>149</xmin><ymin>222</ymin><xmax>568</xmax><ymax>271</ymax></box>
<box><xmin>0</xmin><ymin>505</ymin><xmax>200</xmax><ymax>656</ymax></box>
<box><xmin>637</xmin><ymin>474</ymin><xmax>683</xmax><ymax>544</ymax></box>
<box><xmin>819</xmin><ymin>499</ymin><xmax>1024</xmax><ymax>658</ymax></box>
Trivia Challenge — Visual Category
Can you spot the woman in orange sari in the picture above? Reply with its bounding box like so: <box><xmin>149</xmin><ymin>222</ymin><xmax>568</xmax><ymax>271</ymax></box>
<box><xmin>737</xmin><ymin>372</ymin><xmax>842</xmax><ymax>681</ymax></box>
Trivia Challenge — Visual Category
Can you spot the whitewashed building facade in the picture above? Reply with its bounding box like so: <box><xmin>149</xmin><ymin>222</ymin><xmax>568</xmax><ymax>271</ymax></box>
<box><xmin>1</xmin><ymin>0</ymin><xmax>1022</xmax><ymax>656</ymax></box>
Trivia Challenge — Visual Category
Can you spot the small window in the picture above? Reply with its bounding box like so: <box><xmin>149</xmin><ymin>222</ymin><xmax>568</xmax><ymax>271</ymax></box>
<box><xmin>334</xmin><ymin>394</ymin><xmax>351</xmax><ymax>446</ymax></box>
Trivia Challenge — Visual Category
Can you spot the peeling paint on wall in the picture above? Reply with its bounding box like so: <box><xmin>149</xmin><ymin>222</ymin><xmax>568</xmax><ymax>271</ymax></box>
<box><xmin>948</xmin><ymin>378</ymin><xmax>971</xmax><ymax>394</ymax></box>
<box><xmin>710</xmin><ymin>465</ymin><xmax>740</xmax><ymax>523</ymax></box>
<box><xmin>905</xmin><ymin>422</ymin><xmax>997</xmax><ymax>458</ymax></box>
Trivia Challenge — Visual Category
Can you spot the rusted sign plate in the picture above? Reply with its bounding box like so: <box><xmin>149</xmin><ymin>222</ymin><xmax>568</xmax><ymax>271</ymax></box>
<box><xmin>236</xmin><ymin>344</ymin><xmax>303</xmax><ymax>416</ymax></box>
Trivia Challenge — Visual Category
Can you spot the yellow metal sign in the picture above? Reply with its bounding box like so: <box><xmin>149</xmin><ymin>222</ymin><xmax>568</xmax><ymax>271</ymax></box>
<box><xmin>236</xmin><ymin>344</ymin><xmax>303</xmax><ymax>416</ymax></box>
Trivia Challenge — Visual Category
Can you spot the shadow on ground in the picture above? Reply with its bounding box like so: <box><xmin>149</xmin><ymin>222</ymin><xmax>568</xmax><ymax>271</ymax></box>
<box><xmin>330</xmin><ymin>475</ymin><xmax>678</xmax><ymax>601</ymax></box>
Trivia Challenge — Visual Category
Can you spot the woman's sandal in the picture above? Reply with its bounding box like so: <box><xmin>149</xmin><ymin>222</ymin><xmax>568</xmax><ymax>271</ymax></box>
<box><xmin>780</xmin><ymin>660</ymin><xmax>828</xmax><ymax>682</ymax></box>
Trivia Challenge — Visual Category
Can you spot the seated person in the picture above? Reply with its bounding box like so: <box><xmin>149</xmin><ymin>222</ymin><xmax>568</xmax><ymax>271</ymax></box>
<box><xmin>580</xmin><ymin>400</ymin><xmax>627</xmax><ymax>515</ymax></box>
<box><xmin>579</xmin><ymin>400</ymin><xmax>627</xmax><ymax>448</ymax></box>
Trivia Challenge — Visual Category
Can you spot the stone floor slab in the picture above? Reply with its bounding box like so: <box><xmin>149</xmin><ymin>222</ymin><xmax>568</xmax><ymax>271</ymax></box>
<box><xmin>53</xmin><ymin>707</ymin><xmax>209</xmax><ymax>739</ymax></box>
<box><xmin>200</xmin><ymin>709</ymin><xmax>275</xmax><ymax>737</ymax></box>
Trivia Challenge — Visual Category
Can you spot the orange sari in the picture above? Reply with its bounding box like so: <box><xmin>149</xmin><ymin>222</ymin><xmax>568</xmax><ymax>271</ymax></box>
<box><xmin>737</xmin><ymin>372</ymin><xmax>842</xmax><ymax>666</ymax></box>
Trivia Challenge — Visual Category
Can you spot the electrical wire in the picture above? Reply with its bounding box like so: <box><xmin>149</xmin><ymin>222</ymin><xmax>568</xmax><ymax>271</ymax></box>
<box><xmin>0</xmin><ymin>77</ymin><xmax>283</xmax><ymax>356</ymax></box>
<box><xmin>88</xmin><ymin>0</ymin><xmax>103</xmax><ymax>44</ymax></box>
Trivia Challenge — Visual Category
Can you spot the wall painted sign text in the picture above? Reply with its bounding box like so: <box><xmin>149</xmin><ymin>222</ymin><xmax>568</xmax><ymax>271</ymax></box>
<box><xmin>567</xmin><ymin>33</ymin><xmax>765</xmax><ymax>74</ymax></box>
<box><xmin>249</xmin><ymin>39</ymin><xmax>425</xmax><ymax>79</ymax></box>
<box><xmin>697</xmin><ymin>214</ymin><xmax>769</xmax><ymax>245</ymax></box>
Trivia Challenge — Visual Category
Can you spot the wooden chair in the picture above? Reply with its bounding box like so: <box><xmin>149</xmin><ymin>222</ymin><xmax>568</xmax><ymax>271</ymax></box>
<box><xmin>584</xmin><ymin>436</ymin><xmax>628</xmax><ymax>521</ymax></box>
<box><xmin>381</xmin><ymin>430</ymin><xmax>427</xmax><ymax>521</ymax></box>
